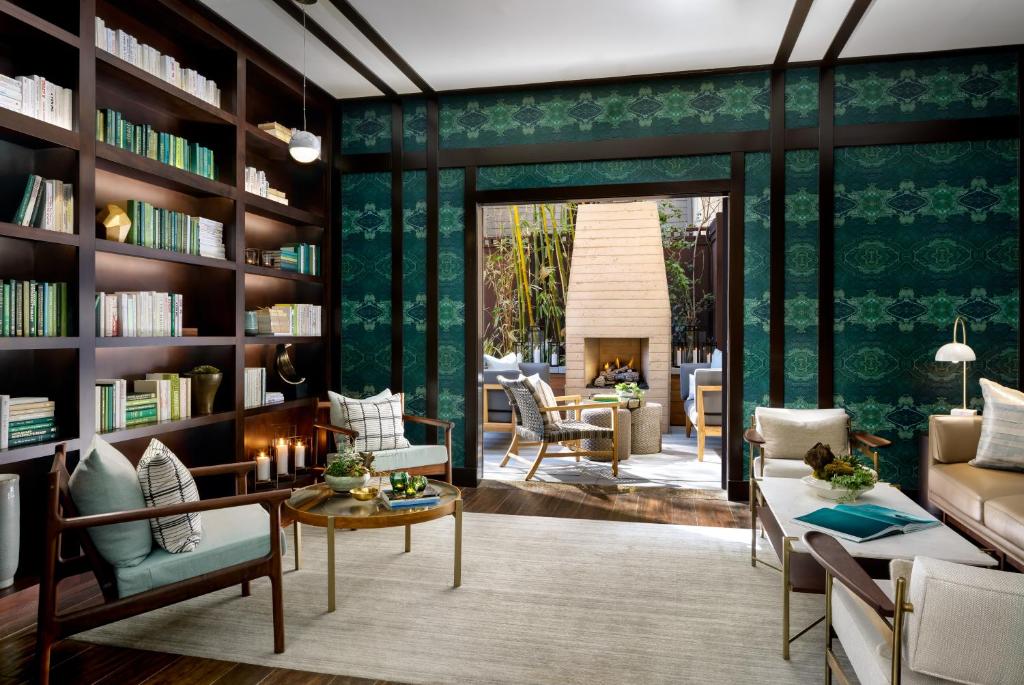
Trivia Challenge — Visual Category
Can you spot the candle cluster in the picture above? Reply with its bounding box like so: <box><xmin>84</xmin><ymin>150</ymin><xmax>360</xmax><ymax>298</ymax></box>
<box><xmin>254</xmin><ymin>436</ymin><xmax>307</xmax><ymax>482</ymax></box>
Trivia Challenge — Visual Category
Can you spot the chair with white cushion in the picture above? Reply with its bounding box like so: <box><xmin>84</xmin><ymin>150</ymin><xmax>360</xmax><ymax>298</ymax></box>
<box><xmin>804</xmin><ymin>531</ymin><xmax>1024</xmax><ymax>685</ymax></box>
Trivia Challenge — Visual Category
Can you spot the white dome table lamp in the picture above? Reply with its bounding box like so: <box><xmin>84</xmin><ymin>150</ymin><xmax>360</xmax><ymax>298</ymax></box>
<box><xmin>935</xmin><ymin>316</ymin><xmax>977</xmax><ymax>416</ymax></box>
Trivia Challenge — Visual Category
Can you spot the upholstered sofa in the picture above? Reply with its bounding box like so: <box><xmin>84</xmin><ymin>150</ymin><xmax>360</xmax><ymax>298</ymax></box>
<box><xmin>483</xmin><ymin>362</ymin><xmax>550</xmax><ymax>432</ymax></box>
<box><xmin>928</xmin><ymin>414</ymin><xmax>1024</xmax><ymax>569</ymax></box>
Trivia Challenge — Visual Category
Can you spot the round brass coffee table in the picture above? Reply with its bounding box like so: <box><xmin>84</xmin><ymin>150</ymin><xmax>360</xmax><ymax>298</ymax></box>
<box><xmin>285</xmin><ymin>480</ymin><xmax>462</xmax><ymax>612</ymax></box>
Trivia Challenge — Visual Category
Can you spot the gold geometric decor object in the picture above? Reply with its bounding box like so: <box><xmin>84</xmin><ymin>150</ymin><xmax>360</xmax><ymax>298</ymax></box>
<box><xmin>97</xmin><ymin>203</ymin><xmax>131</xmax><ymax>242</ymax></box>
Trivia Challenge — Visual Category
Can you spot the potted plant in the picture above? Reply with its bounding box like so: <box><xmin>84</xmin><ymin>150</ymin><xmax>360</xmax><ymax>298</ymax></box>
<box><xmin>615</xmin><ymin>382</ymin><xmax>645</xmax><ymax>407</ymax></box>
<box><xmin>802</xmin><ymin>442</ymin><xmax>877</xmax><ymax>501</ymax></box>
<box><xmin>186</xmin><ymin>365</ymin><xmax>222</xmax><ymax>415</ymax></box>
<box><xmin>324</xmin><ymin>453</ymin><xmax>370</xmax><ymax>493</ymax></box>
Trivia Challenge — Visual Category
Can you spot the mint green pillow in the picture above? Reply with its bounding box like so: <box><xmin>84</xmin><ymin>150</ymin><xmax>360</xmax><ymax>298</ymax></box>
<box><xmin>68</xmin><ymin>436</ymin><xmax>152</xmax><ymax>567</ymax></box>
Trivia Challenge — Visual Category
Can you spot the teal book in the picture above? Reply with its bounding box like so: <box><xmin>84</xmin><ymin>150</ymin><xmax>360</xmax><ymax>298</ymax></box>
<box><xmin>796</xmin><ymin>503</ymin><xmax>940</xmax><ymax>543</ymax></box>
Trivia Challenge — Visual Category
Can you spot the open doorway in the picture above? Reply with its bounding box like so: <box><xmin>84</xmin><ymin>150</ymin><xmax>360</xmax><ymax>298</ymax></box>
<box><xmin>478</xmin><ymin>195</ymin><xmax>726</xmax><ymax>490</ymax></box>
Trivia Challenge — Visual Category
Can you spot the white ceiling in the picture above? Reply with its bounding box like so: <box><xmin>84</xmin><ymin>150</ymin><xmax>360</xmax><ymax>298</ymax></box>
<box><xmin>198</xmin><ymin>0</ymin><xmax>1024</xmax><ymax>98</ymax></box>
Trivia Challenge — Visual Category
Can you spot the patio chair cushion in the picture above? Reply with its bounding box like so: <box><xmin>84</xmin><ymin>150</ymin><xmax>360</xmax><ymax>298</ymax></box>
<box><xmin>137</xmin><ymin>439</ymin><xmax>202</xmax><ymax>553</ymax></box>
<box><xmin>545</xmin><ymin>419</ymin><xmax>614</xmax><ymax>442</ymax></box>
<box><xmin>354</xmin><ymin>444</ymin><xmax>448</xmax><ymax>472</ymax></box>
<box><xmin>114</xmin><ymin>503</ymin><xmax>284</xmax><ymax>598</ymax></box>
<box><xmin>68</xmin><ymin>435</ymin><xmax>152</xmax><ymax>568</ymax></box>
<box><xmin>755</xmin><ymin>407</ymin><xmax>849</xmax><ymax>460</ymax></box>
<box><xmin>525</xmin><ymin>374</ymin><xmax>561</xmax><ymax>425</ymax></box>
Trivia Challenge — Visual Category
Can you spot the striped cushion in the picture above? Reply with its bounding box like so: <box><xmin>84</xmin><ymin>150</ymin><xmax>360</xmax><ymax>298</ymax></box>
<box><xmin>337</xmin><ymin>392</ymin><xmax>410</xmax><ymax>452</ymax></box>
<box><xmin>137</xmin><ymin>439</ymin><xmax>202</xmax><ymax>553</ymax></box>
<box><xmin>973</xmin><ymin>379</ymin><xmax>1024</xmax><ymax>472</ymax></box>
<box><xmin>499</xmin><ymin>376</ymin><xmax>545</xmax><ymax>438</ymax></box>
<box><xmin>525</xmin><ymin>374</ymin><xmax>562</xmax><ymax>427</ymax></box>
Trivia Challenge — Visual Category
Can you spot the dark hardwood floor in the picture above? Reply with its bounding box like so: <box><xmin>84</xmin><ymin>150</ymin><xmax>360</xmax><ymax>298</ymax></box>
<box><xmin>1</xmin><ymin>481</ymin><xmax>748</xmax><ymax>684</ymax></box>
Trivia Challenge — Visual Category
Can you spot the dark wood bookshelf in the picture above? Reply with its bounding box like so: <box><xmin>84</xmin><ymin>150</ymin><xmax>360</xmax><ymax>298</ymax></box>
<box><xmin>245</xmin><ymin>335</ymin><xmax>323</xmax><ymax>345</ymax></box>
<box><xmin>0</xmin><ymin>0</ymin><xmax>333</xmax><ymax>589</ymax></box>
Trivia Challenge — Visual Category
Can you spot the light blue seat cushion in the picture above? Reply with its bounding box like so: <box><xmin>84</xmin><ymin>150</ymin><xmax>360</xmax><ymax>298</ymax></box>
<box><xmin>69</xmin><ymin>435</ymin><xmax>152</xmax><ymax>568</ymax></box>
<box><xmin>328</xmin><ymin>444</ymin><xmax>448</xmax><ymax>472</ymax></box>
<box><xmin>114</xmin><ymin>504</ymin><xmax>285</xmax><ymax>598</ymax></box>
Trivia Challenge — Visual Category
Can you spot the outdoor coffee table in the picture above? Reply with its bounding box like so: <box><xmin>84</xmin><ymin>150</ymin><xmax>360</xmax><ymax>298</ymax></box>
<box><xmin>751</xmin><ymin>476</ymin><xmax>994</xmax><ymax>659</ymax></box>
<box><xmin>285</xmin><ymin>480</ymin><xmax>463</xmax><ymax>612</ymax></box>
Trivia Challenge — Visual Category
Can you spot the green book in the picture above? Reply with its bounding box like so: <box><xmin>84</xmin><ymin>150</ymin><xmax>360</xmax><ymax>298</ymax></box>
<box><xmin>796</xmin><ymin>503</ymin><xmax>940</xmax><ymax>543</ymax></box>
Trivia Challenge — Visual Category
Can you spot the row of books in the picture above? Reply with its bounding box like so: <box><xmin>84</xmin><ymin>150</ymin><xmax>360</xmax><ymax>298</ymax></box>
<box><xmin>244</xmin><ymin>367</ymin><xmax>267</xmax><ymax>409</ymax></box>
<box><xmin>245</xmin><ymin>167</ymin><xmax>288</xmax><ymax>205</ymax></box>
<box><xmin>95</xmin><ymin>374</ymin><xmax>193</xmax><ymax>432</ymax></box>
<box><xmin>0</xmin><ymin>74</ymin><xmax>73</xmax><ymax>130</ymax></box>
<box><xmin>95</xmin><ymin>291</ymin><xmax>183</xmax><ymax>337</ymax></box>
<box><xmin>280</xmin><ymin>243</ymin><xmax>320</xmax><ymax>275</ymax></box>
<box><xmin>0</xmin><ymin>396</ymin><xmax>56</xmax><ymax>449</ymax></box>
<box><xmin>123</xmin><ymin>200</ymin><xmax>225</xmax><ymax>259</ymax></box>
<box><xmin>1</xmin><ymin>281</ymin><xmax>70</xmax><ymax>337</ymax></box>
<box><xmin>10</xmin><ymin>175</ymin><xmax>74</xmax><ymax>233</ymax></box>
<box><xmin>95</xmin><ymin>18</ymin><xmax>222</xmax><ymax>108</ymax></box>
<box><xmin>97</xmin><ymin>109</ymin><xmax>217</xmax><ymax>181</ymax></box>
<box><xmin>254</xmin><ymin>304</ymin><xmax>321</xmax><ymax>336</ymax></box>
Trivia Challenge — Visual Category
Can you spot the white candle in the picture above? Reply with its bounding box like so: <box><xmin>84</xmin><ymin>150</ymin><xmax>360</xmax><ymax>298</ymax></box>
<box><xmin>533</xmin><ymin>346</ymin><xmax>542</xmax><ymax>363</ymax></box>
<box><xmin>675</xmin><ymin>348</ymin><xmax>682</xmax><ymax>366</ymax></box>
<box><xmin>256</xmin><ymin>453</ymin><xmax>270</xmax><ymax>481</ymax></box>
<box><xmin>294</xmin><ymin>441</ymin><xmax>306</xmax><ymax>469</ymax></box>
<box><xmin>550</xmin><ymin>350</ymin><xmax>558</xmax><ymax>367</ymax></box>
<box><xmin>275</xmin><ymin>439</ymin><xmax>289</xmax><ymax>475</ymax></box>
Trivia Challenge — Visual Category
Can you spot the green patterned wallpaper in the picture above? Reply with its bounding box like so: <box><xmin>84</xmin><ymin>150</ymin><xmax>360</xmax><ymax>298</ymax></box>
<box><xmin>835</xmin><ymin>52</ymin><xmax>1018</xmax><ymax>126</ymax></box>
<box><xmin>784</xmin><ymin>150</ymin><xmax>819</xmax><ymax>407</ymax></box>
<box><xmin>341</xmin><ymin>102</ymin><xmax>391</xmax><ymax>155</ymax></box>
<box><xmin>743</xmin><ymin>152</ymin><xmax>771</xmax><ymax>458</ymax></box>
<box><xmin>476</xmin><ymin>154</ymin><xmax>731</xmax><ymax>190</ymax></box>
<box><xmin>403</xmin><ymin>171</ymin><xmax>428</xmax><ymax>444</ymax></box>
<box><xmin>834</xmin><ymin>140</ymin><xmax>1020</xmax><ymax>488</ymax></box>
<box><xmin>340</xmin><ymin>172</ymin><xmax>392</xmax><ymax>396</ymax></box>
<box><xmin>785</xmin><ymin>67</ymin><xmax>819</xmax><ymax>129</ymax></box>
<box><xmin>439</xmin><ymin>169</ymin><xmax>467</xmax><ymax>466</ymax></box>
<box><xmin>404</xmin><ymin>99</ymin><xmax>427</xmax><ymax>152</ymax></box>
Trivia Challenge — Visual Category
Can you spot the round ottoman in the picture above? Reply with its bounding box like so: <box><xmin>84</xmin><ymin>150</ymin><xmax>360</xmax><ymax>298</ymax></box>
<box><xmin>630</xmin><ymin>403</ymin><xmax>662</xmax><ymax>454</ymax></box>
<box><xmin>579</xmin><ymin>406</ymin><xmax>631</xmax><ymax>462</ymax></box>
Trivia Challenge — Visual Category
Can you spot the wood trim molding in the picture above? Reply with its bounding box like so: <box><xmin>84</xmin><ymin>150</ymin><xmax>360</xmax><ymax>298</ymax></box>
<box><xmin>474</xmin><ymin>179</ymin><xmax>733</xmax><ymax>206</ymax></box>
<box><xmin>818</xmin><ymin>66</ymin><xmax>836</xmax><ymax>408</ymax></box>
<box><xmin>425</xmin><ymin>98</ymin><xmax>440</xmax><ymax>443</ymax></box>
<box><xmin>769</xmin><ymin>69</ymin><xmax>786</xmax><ymax>406</ymax></box>
<box><xmin>390</xmin><ymin>100</ymin><xmax>404</xmax><ymax>391</ymax></box>
<box><xmin>726</xmin><ymin>153</ymin><xmax>746</xmax><ymax>494</ymax></box>
<box><xmin>1018</xmin><ymin>49</ymin><xmax>1023</xmax><ymax>390</ymax></box>
<box><xmin>835</xmin><ymin>116</ymin><xmax>1018</xmax><ymax>146</ymax></box>
<box><xmin>825</xmin><ymin>0</ymin><xmax>874</xmax><ymax>64</ymax></box>
<box><xmin>775</xmin><ymin>0</ymin><xmax>814</xmax><ymax>67</ymax></box>
<box><xmin>463</xmin><ymin>167</ymin><xmax>481</xmax><ymax>483</ymax></box>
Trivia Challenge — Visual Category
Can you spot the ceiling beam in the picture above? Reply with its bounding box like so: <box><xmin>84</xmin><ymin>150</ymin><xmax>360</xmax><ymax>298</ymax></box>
<box><xmin>269</xmin><ymin>0</ymin><xmax>396</xmax><ymax>97</ymax></box>
<box><xmin>327</xmin><ymin>0</ymin><xmax>434</xmax><ymax>94</ymax></box>
<box><xmin>775</xmin><ymin>0</ymin><xmax>814</xmax><ymax>66</ymax></box>
<box><xmin>824</xmin><ymin>0</ymin><xmax>875</xmax><ymax>64</ymax></box>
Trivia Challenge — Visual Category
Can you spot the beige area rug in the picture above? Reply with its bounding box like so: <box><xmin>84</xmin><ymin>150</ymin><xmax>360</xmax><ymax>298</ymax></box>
<box><xmin>79</xmin><ymin>513</ymin><xmax>829</xmax><ymax>684</ymax></box>
<box><xmin>477</xmin><ymin>478</ymin><xmax>727</xmax><ymax>500</ymax></box>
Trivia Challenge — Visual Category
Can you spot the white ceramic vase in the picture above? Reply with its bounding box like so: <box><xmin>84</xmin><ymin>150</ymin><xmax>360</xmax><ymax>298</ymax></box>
<box><xmin>0</xmin><ymin>474</ymin><xmax>19</xmax><ymax>589</ymax></box>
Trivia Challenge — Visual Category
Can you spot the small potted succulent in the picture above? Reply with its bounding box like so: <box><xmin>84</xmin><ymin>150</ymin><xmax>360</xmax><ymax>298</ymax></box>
<box><xmin>323</xmin><ymin>453</ymin><xmax>370</xmax><ymax>493</ymax></box>
<box><xmin>187</xmin><ymin>365</ymin><xmax>222</xmax><ymax>415</ymax></box>
<box><xmin>802</xmin><ymin>442</ymin><xmax>877</xmax><ymax>501</ymax></box>
<box><xmin>615</xmin><ymin>382</ymin><xmax>645</xmax><ymax>407</ymax></box>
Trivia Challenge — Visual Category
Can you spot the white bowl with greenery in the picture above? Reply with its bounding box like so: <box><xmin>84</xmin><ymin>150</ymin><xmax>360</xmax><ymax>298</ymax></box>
<box><xmin>324</xmin><ymin>455</ymin><xmax>370</xmax><ymax>493</ymax></box>
<box><xmin>802</xmin><ymin>444</ymin><xmax>877</xmax><ymax>502</ymax></box>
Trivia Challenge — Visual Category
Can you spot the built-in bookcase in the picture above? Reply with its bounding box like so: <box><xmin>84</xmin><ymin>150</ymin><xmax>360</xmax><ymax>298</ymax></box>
<box><xmin>0</xmin><ymin>0</ymin><xmax>333</xmax><ymax>586</ymax></box>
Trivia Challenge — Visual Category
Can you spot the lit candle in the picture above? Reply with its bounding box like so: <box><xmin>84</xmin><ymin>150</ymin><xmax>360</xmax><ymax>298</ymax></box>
<box><xmin>294</xmin><ymin>440</ymin><xmax>306</xmax><ymax>469</ymax></box>
<box><xmin>256</xmin><ymin>452</ymin><xmax>271</xmax><ymax>481</ymax></box>
<box><xmin>275</xmin><ymin>438</ymin><xmax>289</xmax><ymax>475</ymax></box>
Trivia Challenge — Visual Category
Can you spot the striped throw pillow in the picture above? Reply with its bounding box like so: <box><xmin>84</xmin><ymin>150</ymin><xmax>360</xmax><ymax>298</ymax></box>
<box><xmin>973</xmin><ymin>379</ymin><xmax>1024</xmax><ymax>472</ymax></box>
<box><xmin>137</xmin><ymin>439</ymin><xmax>202</xmax><ymax>553</ymax></box>
<box><xmin>338</xmin><ymin>392</ymin><xmax>410</xmax><ymax>452</ymax></box>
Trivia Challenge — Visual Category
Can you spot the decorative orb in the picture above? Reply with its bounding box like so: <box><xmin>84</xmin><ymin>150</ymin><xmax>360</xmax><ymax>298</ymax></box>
<box><xmin>98</xmin><ymin>204</ymin><xmax>131</xmax><ymax>242</ymax></box>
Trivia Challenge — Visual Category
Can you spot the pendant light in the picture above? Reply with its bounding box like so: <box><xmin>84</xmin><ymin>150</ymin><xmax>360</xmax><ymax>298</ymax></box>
<box><xmin>289</xmin><ymin>0</ymin><xmax>320</xmax><ymax>163</ymax></box>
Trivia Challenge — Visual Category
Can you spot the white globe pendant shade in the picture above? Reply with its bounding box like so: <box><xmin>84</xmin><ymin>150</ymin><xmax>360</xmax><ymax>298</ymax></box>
<box><xmin>934</xmin><ymin>341</ymin><xmax>975</xmax><ymax>363</ymax></box>
<box><xmin>289</xmin><ymin>130</ymin><xmax>320</xmax><ymax>163</ymax></box>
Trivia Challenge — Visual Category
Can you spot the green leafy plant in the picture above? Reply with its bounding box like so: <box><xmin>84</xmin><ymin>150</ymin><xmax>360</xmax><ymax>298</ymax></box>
<box><xmin>804</xmin><ymin>444</ymin><xmax>877</xmax><ymax>500</ymax></box>
<box><xmin>188</xmin><ymin>365</ymin><xmax>220</xmax><ymax>374</ymax></box>
<box><xmin>324</xmin><ymin>455</ymin><xmax>368</xmax><ymax>478</ymax></box>
<box><xmin>615</xmin><ymin>382</ymin><xmax>644</xmax><ymax>399</ymax></box>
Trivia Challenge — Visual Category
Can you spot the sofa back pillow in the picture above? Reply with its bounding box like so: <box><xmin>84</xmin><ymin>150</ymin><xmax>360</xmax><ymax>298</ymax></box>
<box><xmin>484</xmin><ymin>352</ymin><xmax>520</xmax><ymax>371</ymax></box>
<box><xmin>68</xmin><ymin>435</ymin><xmax>152</xmax><ymax>567</ymax></box>
<box><xmin>137</xmin><ymin>439</ymin><xmax>202</xmax><ymax>553</ymax></box>
<box><xmin>972</xmin><ymin>378</ymin><xmax>1024</xmax><ymax>472</ymax></box>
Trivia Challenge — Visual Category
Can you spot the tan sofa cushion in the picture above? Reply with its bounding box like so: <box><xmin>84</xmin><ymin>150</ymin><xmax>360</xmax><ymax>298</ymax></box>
<box><xmin>929</xmin><ymin>462</ymin><xmax>1024</xmax><ymax>522</ymax></box>
<box><xmin>984</xmin><ymin>495</ymin><xmax>1024</xmax><ymax>552</ymax></box>
<box><xmin>929</xmin><ymin>414</ymin><xmax>982</xmax><ymax>464</ymax></box>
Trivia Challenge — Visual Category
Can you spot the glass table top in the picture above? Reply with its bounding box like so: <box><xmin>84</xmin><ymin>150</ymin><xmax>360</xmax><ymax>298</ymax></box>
<box><xmin>285</xmin><ymin>480</ymin><xmax>460</xmax><ymax>523</ymax></box>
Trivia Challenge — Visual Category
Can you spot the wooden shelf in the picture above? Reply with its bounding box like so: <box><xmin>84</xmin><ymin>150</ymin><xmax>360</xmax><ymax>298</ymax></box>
<box><xmin>95</xmin><ymin>336</ymin><xmax>237</xmax><ymax>348</ymax></box>
<box><xmin>244</xmin><ymin>122</ymin><xmax>326</xmax><ymax>165</ymax></box>
<box><xmin>97</xmin><ymin>239</ymin><xmax>236</xmax><ymax>270</ymax></box>
<box><xmin>244</xmin><ymin>398</ymin><xmax>310</xmax><ymax>417</ymax></box>
<box><xmin>0</xmin><ymin>0</ymin><xmax>79</xmax><ymax>48</ymax></box>
<box><xmin>101</xmin><ymin>411</ymin><xmax>236</xmax><ymax>444</ymax></box>
<box><xmin>0</xmin><ymin>222</ymin><xmax>79</xmax><ymax>246</ymax></box>
<box><xmin>97</xmin><ymin>51</ymin><xmax>236</xmax><ymax>127</ymax></box>
<box><xmin>0</xmin><ymin>437</ymin><xmax>79</xmax><ymax>466</ymax></box>
<box><xmin>243</xmin><ymin>192</ymin><xmax>322</xmax><ymax>226</ymax></box>
<box><xmin>244</xmin><ymin>335</ymin><xmax>322</xmax><ymax>345</ymax></box>
<box><xmin>0</xmin><ymin>107</ymin><xmax>78</xmax><ymax>150</ymax></box>
<box><xmin>0</xmin><ymin>337</ymin><xmax>79</xmax><ymax>350</ymax></box>
<box><xmin>243</xmin><ymin>264</ymin><xmax>321</xmax><ymax>283</ymax></box>
<box><xmin>96</xmin><ymin>142</ymin><xmax>235</xmax><ymax>199</ymax></box>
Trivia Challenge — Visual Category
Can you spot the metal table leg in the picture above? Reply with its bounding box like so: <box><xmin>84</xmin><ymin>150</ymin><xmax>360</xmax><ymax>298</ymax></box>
<box><xmin>405</xmin><ymin>524</ymin><xmax>411</xmax><ymax>553</ymax></box>
<box><xmin>327</xmin><ymin>516</ymin><xmax>335</xmax><ymax>613</ymax></box>
<box><xmin>293</xmin><ymin>521</ymin><xmax>302</xmax><ymax>570</ymax></box>
<box><xmin>782</xmin><ymin>535</ymin><xmax>796</xmax><ymax>660</ymax></box>
<box><xmin>454</xmin><ymin>499</ymin><xmax>463</xmax><ymax>588</ymax></box>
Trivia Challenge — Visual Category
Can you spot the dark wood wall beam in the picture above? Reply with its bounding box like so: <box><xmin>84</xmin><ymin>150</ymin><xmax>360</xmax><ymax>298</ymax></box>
<box><xmin>328</xmin><ymin>0</ymin><xmax>433</xmax><ymax>94</ymax></box>
<box><xmin>768</xmin><ymin>69</ymin><xmax>786</xmax><ymax>406</ymax></box>
<box><xmin>463</xmin><ymin>167</ymin><xmax>480</xmax><ymax>482</ymax></box>
<box><xmin>726</xmin><ymin>152</ymin><xmax>746</xmax><ymax>499</ymax></box>
<box><xmin>332</xmin><ymin>102</ymin><xmax>344</xmax><ymax>389</ymax></box>
<box><xmin>1018</xmin><ymin>48</ymin><xmax>1023</xmax><ymax>390</ymax></box>
<box><xmin>390</xmin><ymin>101</ymin><xmax>404</xmax><ymax>391</ymax></box>
<box><xmin>775</xmin><ymin>0</ymin><xmax>814</xmax><ymax>66</ymax></box>
<box><xmin>474</xmin><ymin>180</ymin><xmax>733</xmax><ymax>206</ymax></box>
<box><xmin>425</xmin><ymin>98</ymin><xmax>440</xmax><ymax>443</ymax></box>
<box><xmin>825</xmin><ymin>0</ymin><xmax>874</xmax><ymax>63</ymax></box>
<box><xmin>818</xmin><ymin>66</ymin><xmax>835</xmax><ymax>408</ymax></box>
<box><xmin>77</xmin><ymin>0</ymin><xmax>98</xmax><ymax>450</ymax></box>
<box><xmin>836</xmin><ymin>116</ymin><xmax>1019</xmax><ymax>146</ymax></box>
<box><xmin>267</xmin><ymin>0</ymin><xmax>396</xmax><ymax>97</ymax></box>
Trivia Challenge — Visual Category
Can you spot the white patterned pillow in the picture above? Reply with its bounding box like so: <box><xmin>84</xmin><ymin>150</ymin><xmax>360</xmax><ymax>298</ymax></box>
<box><xmin>337</xmin><ymin>392</ymin><xmax>410</xmax><ymax>452</ymax></box>
<box><xmin>973</xmin><ymin>378</ymin><xmax>1024</xmax><ymax>472</ymax></box>
<box><xmin>137</xmin><ymin>439</ymin><xmax>202</xmax><ymax>553</ymax></box>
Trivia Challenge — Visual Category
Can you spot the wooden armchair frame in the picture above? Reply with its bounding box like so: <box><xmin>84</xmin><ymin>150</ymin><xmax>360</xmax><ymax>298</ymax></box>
<box><xmin>694</xmin><ymin>384</ymin><xmax>722</xmax><ymax>463</ymax></box>
<box><xmin>37</xmin><ymin>444</ymin><xmax>289</xmax><ymax>685</ymax></box>
<box><xmin>312</xmin><ymin>394</ymin><xmax>453</xmax><ymax>483</ymax></box>
<box><xmin>500</xmin><ymin>394</ymin><xmax>620</xmax><ymax>480</ymax></box>
<box><xmin>482</xmin><ymin>382</ymin><xmax>514</xmax><ymax>433</ymax></box>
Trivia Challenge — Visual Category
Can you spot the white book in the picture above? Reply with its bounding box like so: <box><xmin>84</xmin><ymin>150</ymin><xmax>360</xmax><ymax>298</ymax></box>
<box><xmin>0</xmin><ymin>395</ymin><xmax>9</xmax><ymax>449</ymax></box>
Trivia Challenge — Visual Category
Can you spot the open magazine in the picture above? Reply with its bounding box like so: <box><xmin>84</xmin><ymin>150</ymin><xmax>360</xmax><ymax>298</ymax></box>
<box><xmin>795</xmin><ymin>503</ymin><xmax>940</xmax><ymax>543</ymax></box>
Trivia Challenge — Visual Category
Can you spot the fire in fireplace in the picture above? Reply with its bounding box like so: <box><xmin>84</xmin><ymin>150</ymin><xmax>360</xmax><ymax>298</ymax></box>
<box><xmin>591</xmin><ymin>357</ymin><xmax>647</xmax><ymax>389</ymax></box>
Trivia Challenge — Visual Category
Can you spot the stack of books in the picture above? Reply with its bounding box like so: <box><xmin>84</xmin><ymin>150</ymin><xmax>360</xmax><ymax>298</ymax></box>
<box><xmin>254</xmin><ymin>307</ymin><xmax>291</xmax><ymax>335</ymax></box>
<box><xmin>1</xmin><ymin>280</ymin><xmax>70</xmax><ymax>337</ymax></box>
<box><xmin>244</xmin><ymin>166</ymin><xmax>288</xmax><ymax>205</ymax></box>
<box><xmin>280</xmin><ymin>243</ymin><xmax>320</xmax><ymax>275</ymax></box>
<box><xmin>97</xmin><ymin>109</ymin><xmax>216</xmax><ymax>180</ymax></box>
<box><xmin>95</xmin><ymin>291</ymin><xmax>183</xmax><ymax>337</ymax></box>
<box><xmin>95</xmin><ymin>18</ymin><xmax>222</xmax><ymax>108</ymax></box>
<box><xmin>0</xmin><ymin>396</ymin><xmax>56</xmax><ymax>448</ymax></box>
<box><xmin>96</xmin><ymin>373</ymin><xmax>193</xmax><ymax>432</ymax></box>
<box><xmin>257</xmin><ymin>121</ymin><xmax>291</xmax><ymax>143</ymax></box>
<box><xmin>0</xmin><ymin>73</ymin><xmax>73</xmax><ymax>130</ymax></box>
<box><xmin>274</xmin><ymin>304</ymin><xmax>321</xmax><ymax>336</ymax></box>
<box><xmin>244</xmin><ymin>367</ymin><xmax>267</xmax><ymax>408</ymax></box>
<box><xmin>11</xmin><ymin>175</ymin><xmax>74</xmax><ymax>233</ymax></box>
<box><xmin>122</xmin><ymin>200</ymin><xmax>225</xmax><ymax>259</ymax></box>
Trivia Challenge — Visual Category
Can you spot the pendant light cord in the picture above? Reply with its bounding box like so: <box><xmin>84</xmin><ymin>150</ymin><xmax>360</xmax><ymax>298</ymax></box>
<box><xmin>301</xmin><ymin>5</ymin><xmax>308</xmax><ymax>131</ymax></box>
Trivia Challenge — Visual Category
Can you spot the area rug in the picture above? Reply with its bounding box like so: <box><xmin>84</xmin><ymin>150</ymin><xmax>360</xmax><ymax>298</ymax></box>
<box><xmin>477</xmin><ymin>478</ymin><xmax>727</xmax><ymax>500</ymax></box>
<box><xmin>78</xmin><ymin>513</ymin><xmax>827</xmax><ymax>684</ymax></box>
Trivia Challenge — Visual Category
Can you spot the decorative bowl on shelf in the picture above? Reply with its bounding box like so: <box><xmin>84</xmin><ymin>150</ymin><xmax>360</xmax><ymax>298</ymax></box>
<box><xmin>349</xmin><ymin>485</ymin><xmax>379</xmax><ymax>501</ymax></box>
<box><xmin>325</xmin><ymin>473</ymin><xmax>370</xmax><ymax>493</ymax></box>
<box><xmin>801</xmin><ymin>475</ymin><xmax>874</xmax><ymax>501</ymax></box>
